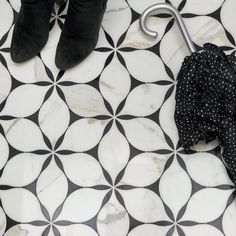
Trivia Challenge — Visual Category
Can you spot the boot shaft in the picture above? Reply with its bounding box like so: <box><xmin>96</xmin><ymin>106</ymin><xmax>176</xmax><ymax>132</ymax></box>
<box><xmin>69</xmin><ymin>0</ymin><xmax>107</xmax><ymax>12</ymax></box>
<box><xmin>55</xmin><ymin>0</ymin><xmax>67</xmax><ymax>6</ymax></box>
<box><xmin>21</xmin><ymin>0</ymin><xmax>54</xmax><ymax>11</ymax></box>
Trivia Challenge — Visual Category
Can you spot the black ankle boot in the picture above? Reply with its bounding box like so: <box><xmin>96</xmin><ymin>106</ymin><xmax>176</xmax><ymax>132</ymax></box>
<box><xmin>55</xmin><ymin>0</ymin><xmax>107</xmax><ymax>70</ymax></box>
<box><xmin>11</xmin><ymin>0</ymin><xmax>54</xmax><ymax>63</ymax></box>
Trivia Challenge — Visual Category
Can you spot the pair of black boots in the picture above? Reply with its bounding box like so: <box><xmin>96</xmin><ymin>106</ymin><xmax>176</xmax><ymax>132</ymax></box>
<box><xmin>11</xmin><ymin>0</ymin><xmax>107</xmax><ymax>70</ymax></box>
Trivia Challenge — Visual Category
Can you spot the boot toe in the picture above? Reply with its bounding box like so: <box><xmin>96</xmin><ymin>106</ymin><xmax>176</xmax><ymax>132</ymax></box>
<box><xmin>11</xmin><ymin>44</ymin><xmax>36</xmax><ymax>63</ymax></box>
<box><xmin>55</xmin><ymin>40</ymin><xmax>94</xmax><ymax>70</ymax></box>
<box><xmin>11</xmin><ymin>28</ymin><xmax>46</xmax><ymax>63</ymax></box>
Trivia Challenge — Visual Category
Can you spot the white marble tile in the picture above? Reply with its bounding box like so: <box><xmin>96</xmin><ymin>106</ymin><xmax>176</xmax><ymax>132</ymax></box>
<box><xmin>59</xmin><ymin>118</ymin><xmax>109</xmax><ymax>152</ymax></box>
<box><xmin>120</xmin><ymin>83</ymin><xmax>170</xmax><ymax>116</ymax></box>
<box><xmin>119</xmin><ymin>152</ymin><xmax>168</xmax><ymax>187</ymax></box>
<box><xmin>0</xmin><ymin>134</ymin><xmax>9</xmax><ymax>170</ymax></box>
<box><xmin>61</xmin><ymin>84</ymin><xmax>110</xmax><ymax>117</ymax></box>
<box><xmin>223</xmin><ymin>201</ymin><xmax>236</xmax><ymax>236</ymax></box>
<box><xmin>60</xmin><ymin>51</ymin><xmax>109</xmax><ymax>83</ymax></box>
<box><xmin>0</xmin><ymin>0</ymin><xmax>13</xmax><ymax>37</ymax></box>
<box><xmin>0</xmin><ymin>207</ymin><xmax>6</xmax><ymax>236</ymax></box>
<box><xmin>57</xmin><ymin>224</ymin><xmax>98</xmax><ymax>236</ymax></box>
<box><xmin>0</xmin><ymin>153</ymin><xmax>48</xmax><ymax>187</ymax></box>
<box><xmin>181</xmin><ymin>225</ymin><xmax>224</xmax><ymax>236</ymax></box>
<box><xmin>97</xmin><ymin>193</ymin><xmax>129</xmax><ymax>236</ymax></box>
<box><xmin>4</xmin><ymin>225</ymin><xmax>46</xmax><ymax>236</ymax></box>
<box><xmin>1</xmin><ymin>85</ymin><xmax>48</xmax><ymax>117</ymax></box>
<box><xmin>36</xmin><ymin>158</ymin><xmax>68</xmax><ymax>217</ymax></box>
<box><xmin>181</xmin><ymin>0</ymin><xmax>224</xmax><ymax>15</ymax></box>
<box><xmin>181</xmin><ymin>188</ymin><xmax>234</xmax><ymax>223</ymax></box>
<box><xmin>127</xmin><ymin>0</ymin><xmax>165</xmax><ymax>14</ymax></box>
<box><xmin>4</xmin><ymin>55</ymin><xmax>50</xmax><ymax>84</ymax></box>
<box><xmin>0</xmin><ymin>189</ymin><xmax>45</xmax><ymax>222</ymax></box>
<box><xmin>185</xmin><ymin>16</ymin><xmax>233</xmax><ymax>47</ymax></box>
<box><xmin>221</xmin><ymin>0</ymin><xmax>236</xmax><ymax>44</ymax></box>
<box><xmin>100</xmin><ymin>56</ymin><xmax>131</xmax><ymax>113</ymax></box>
<box><xmin>159</xmin><ymin>88</ymin><xmax>179</xmax><ymax>148</ymax></box>
<box><xmin>0</xmin><ymin>0</ymin><xmax>236</xmax><ymax>235</ymax></box>
<box><xmin>181</xmin><ymin>153</ymin><xmax>233</xmax><ymax>186</ymax></box>
<box><xmin>5</xmin><ymin>118</ymin><xmax>49</xmax><ymax>152</ymax></box>
<box><xmin>159</xmin><ymin>157</ymin><xmax>192</xmax><ymax>217</ymax></box>
<box><xmin>103</xmin><ymin>0</ymin><xmax>131</xmax><ymax>45</ymax></box>
<box><xmin>119</xmin><ymin>188</ymin><xmax>168</xmax><ymax>223</ymax></box>
<box><xmin>98</xmin><ymin>123</ymin><xmax>130</xmax><ymax>182</ymax></box>
<box><xmin>58</xmin><ymin>153</ymin><xmax>108</xmax><ymax>186</ymax></box>
<box><xmin>119</xmin><ymin>50</ymin><xmax>171</xmax><ymax>82</ymax></box>
<box><xmin>0</xmin><ymin>64</ymin><xmax>11</xmax><ymax>105</ymax></box>
<box><xmin>128</xmin><ymin>224</ymin><xmax>171</xmax><ymax>236</ymax></box>
<box><xmin>119</xmin><ymin>118</ymin><xmax>169</xmax><ymax>151</ymax></box>
<box><xmin>57</xmin><ymin>188</ymin><xmax>108</xmax><ymax>222</ymax></box>
<box><xmin>39</xmin><ymin>90</ymin><xmax>70</xmax><ymax>146</ymax></box>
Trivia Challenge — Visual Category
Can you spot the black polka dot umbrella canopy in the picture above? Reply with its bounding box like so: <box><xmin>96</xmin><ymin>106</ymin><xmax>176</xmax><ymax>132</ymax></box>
<box><xmin>140</xmin><ymin>3</ymin><xmax>236</xmax><ymax>185</ymax></box>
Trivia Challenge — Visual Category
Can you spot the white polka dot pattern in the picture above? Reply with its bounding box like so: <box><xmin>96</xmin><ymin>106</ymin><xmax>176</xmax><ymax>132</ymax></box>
<box><xmin>175</xmin><ymin>43</ymin><xmax>236</xmax><ymax>184</ymax></box>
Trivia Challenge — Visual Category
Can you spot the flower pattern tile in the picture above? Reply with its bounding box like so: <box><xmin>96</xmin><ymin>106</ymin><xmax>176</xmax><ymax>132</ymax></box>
<box><xmin>0</xmin><ymin>0</ymin><xmax>236</xmax><ymax>235</ymax></box>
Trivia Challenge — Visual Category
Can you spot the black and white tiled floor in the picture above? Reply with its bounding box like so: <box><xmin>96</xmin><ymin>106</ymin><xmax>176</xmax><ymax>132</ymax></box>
<box><xmin>0</xmin><ymin>0</ymin><xmax>236</xmax><ymax>235</ymax></box>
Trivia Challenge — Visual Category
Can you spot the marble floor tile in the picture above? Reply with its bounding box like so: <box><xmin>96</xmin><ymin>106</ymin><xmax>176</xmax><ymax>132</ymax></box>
<box><xmin>0</xmin><ymin>0</ymin><xmax>236</xmax><ymax>235</ymax></box>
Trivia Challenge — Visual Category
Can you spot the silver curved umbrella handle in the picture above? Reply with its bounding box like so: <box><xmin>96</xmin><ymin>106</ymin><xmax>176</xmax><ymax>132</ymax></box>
<box><xmin>139</xmin><ymin>3</ymin><xmax>196</xmax><ymax>53</ymax></box>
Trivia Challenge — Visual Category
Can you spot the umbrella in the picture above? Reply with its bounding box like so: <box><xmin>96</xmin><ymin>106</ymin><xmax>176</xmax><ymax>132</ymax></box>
<box><xmin>140</xmin><ymin>3</ymin><xmax>236</xmax><ymax>185</ymax></box>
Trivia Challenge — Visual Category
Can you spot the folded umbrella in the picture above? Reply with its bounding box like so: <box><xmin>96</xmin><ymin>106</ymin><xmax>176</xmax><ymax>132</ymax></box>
<box><xmin>140</xmin><ymin>3</ymin><xmax>236</xmax><ymax>185</ymax></box>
